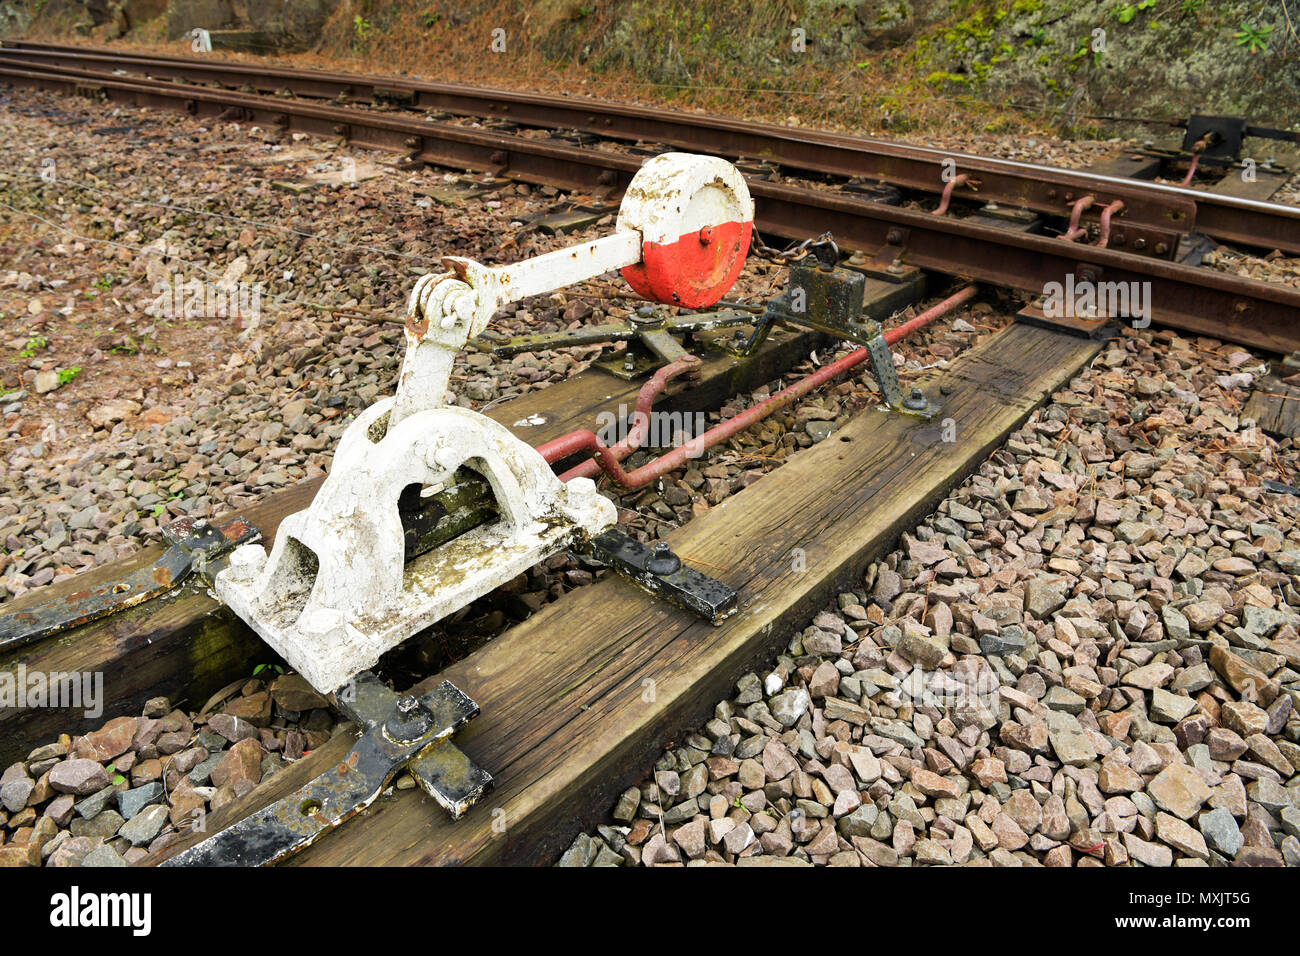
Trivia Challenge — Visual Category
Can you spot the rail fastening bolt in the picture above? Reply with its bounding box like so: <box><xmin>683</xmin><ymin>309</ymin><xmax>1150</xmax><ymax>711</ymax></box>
<box><xmin>903</xmin><ymin>387</ymin><xmax>928</xmax><ymax>411</ymax></box>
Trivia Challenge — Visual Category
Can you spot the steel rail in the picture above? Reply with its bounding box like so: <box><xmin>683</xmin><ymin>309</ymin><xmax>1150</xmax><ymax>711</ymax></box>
<box><xmin>3</xmin><ymin>39</ymin><xmax>1299</xmax><ymax>255</ymax></box>
<box><xmin>2</xmin><ymin>61</ymin><xmax>1298</xmax><ymax>355</ymax></box>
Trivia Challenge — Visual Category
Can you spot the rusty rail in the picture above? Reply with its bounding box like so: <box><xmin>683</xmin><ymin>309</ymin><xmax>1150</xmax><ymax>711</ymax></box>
<box><xmin>3</xmin><ymin>39</ymin><xmax>1300</xmax><ymax>255</ymax></box>
<box><xmin>2</xmin><ymin>60</ymin><xmax>1299</xmax><ymax>354</ymax></box>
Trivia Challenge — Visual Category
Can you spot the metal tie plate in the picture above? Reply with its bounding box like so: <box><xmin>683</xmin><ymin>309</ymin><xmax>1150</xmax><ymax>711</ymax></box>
<box><xmin>163</xmin><ymin>674</ymin><xmax>490</xmax><ymax>867</ymax></box>
<box><xmin>0</xmin><ymin>514</ymin><xmax>259</xmax><ymax>653</ymax></box>
<box><xmin>585</xmin><ymin>528</ymin><xmax>737</xmax><ymax>624</ymax></box>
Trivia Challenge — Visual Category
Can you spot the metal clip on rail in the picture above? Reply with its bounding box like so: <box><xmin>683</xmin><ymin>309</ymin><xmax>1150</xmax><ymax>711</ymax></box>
<box><xmin>728</xmin><ymin>240</ymin><xmax>940</xmax><ymax>419</ymax></box>
<box><xmin>172</xmin><ymin>154</ymin><xmax>750</xmax><ymax>859</ymax></box>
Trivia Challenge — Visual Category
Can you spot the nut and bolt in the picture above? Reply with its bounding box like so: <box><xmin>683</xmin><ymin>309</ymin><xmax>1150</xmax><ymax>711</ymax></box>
<box><xmin>386</xmin><ymin>695</ymin><xmax>433</xmax><ymax>742</ymax></box>
<box><xmin>647</xmin><ymin>541</ymin><xmax>682</xmax><ymax>576</ymax></box>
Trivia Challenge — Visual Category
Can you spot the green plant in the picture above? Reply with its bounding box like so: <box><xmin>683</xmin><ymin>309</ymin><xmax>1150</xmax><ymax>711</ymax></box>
<box><xmin>253</xmin><ymin>662</ymin><xmax>285</xmax><ymax>677</ymax></box>
<box><xmin>1180</xmin><ymin>0</ymin><xmax>1203</xmax><ymax>13</ymax></box>
<box><xmin>105</xmin><ymin>762</ymin><xmax>125</xmax><ymax>786</ymax></box>
<box><xmin>1069</xmin><ymin>35</ymin><xmax>1102</xmax><ymax>69</ymax></box>
<box><xmin>19</xmin><ymin>335</ymin><xmax>46</xmax><ymax>358</ymax></box>
<box><xmin>925</xmin><ymin>70</ymin><xmax>971</xmax><ymax>88</ymax></box>
<box><xmin>56</xmin><ymin>366</ymin><xmax>80</xmax><ymax>386</ymax></box>
<box><xmin>1114</xmin><ymin>0</ymin><xmax>1155</xmax><ymax>24</ymax></box>
<box><xmin>93</xmin><ymin>276</ymin><xmax>112</xmax><ymax>291</ymax></box>
<box><xmin>422</xmin><ymin>10</ymin><xmax>440</xmax><ymax>27</ymax></box>
<box><xmin>353</xmin><ymin>14</ymin><xmax>374</xmax><ymax>41</ymax></box>
<box><xmin>1234</xmin><ymin>22</ymin><xmax>1271</xmax><ymax>53</ymax></box>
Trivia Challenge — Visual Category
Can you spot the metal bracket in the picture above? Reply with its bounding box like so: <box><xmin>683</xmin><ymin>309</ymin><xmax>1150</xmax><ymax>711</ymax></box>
<box><xmin>583</xmin><ymin>528</ymin><xmax>737</xmax><ymax>624</ymax></box>
<box><xmin>474</xmin><ymin>304</ymin><xmax>756</xmax><ymax>380</ymax></box>
<box><xmin>726</xmin><ymin>257</ymin><xmax>865</xmax><ymax>356</ymax></box>
<box><xmin>1181</xmin><ymin>115</ymin><xmax>1248</xmax><ymax>163</ymax></box>
<box><xmin>728</xmin><ymin>255</ymin><xmax>937</xmax><ymax>419</ymax></box>
<box><xmin>856</xmin><ymin>235</ymin><xmax>921</xmax><ymax>283</ymax></box>
<box><xmin>864</xmin><ymin>330</ymin><xmax>906</xmax><ymax>409</ymax></box>
<box><xmin>0</xmin><ymin>514</ymin><xmax>260</xmax><ymax>653</ymax></box>
<box><xmin>163</xmin><ymin>672</ymin><xmax>489</xmax><ymax>866</ymax></box>
<box><xmin>1015</xmin><ymin>299</ymin><xmax>1120</xmax><ymax>341</ymax></box>
<box><xmin>591</xmin><ymin>305</ymin><xmax>692</xmax><ymax>379</ymax></box>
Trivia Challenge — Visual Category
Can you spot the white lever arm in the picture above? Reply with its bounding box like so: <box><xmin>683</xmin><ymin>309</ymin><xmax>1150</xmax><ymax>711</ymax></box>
<box><xmin>442</xmin><ymin>230</ymin><xmax>641</xmax><ymax>337</ymax></box>
<box><xmin>392</xmin><ymin>231</ymin><xmax>641</xmax><ymax>429</ymax></box>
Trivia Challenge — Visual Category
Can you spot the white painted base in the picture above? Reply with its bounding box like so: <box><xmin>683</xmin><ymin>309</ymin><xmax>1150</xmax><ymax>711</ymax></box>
<box><xmin>215</xmin><ymin>399</ymin><xmax>615</xmax><ymax>694</ymax></box>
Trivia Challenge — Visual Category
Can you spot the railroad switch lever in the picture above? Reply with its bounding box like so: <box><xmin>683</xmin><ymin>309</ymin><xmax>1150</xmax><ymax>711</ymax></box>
<box><xmin>160</xmin><ymin>155</ymin><xmax>755</xmax><ymax>859</ymax></box>
<box><xmin>213</xmin><ymin>152</ymin><xmax>755</xmax><ymax>697</ymax></box>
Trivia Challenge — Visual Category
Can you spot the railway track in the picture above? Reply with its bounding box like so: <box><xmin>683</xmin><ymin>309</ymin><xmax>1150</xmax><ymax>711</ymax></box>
<box><xmin>2</xmin><ymin>38</ymin><xmax>1297</xmax><ymax>256</ymax></box>
<box><xmin>0</xmin><ymin>275</ymin><xmax>1100</xmax><ymax>866</ymax></box>
<box><xmin>0</xmin><ymin>45</ymin><xmax>1298</xmax><ymax>868</ymax></box>
<box><xmin>1</xmin><ymin>45</ymin><xmax>1299</xmax><ymax>355</ymax></box>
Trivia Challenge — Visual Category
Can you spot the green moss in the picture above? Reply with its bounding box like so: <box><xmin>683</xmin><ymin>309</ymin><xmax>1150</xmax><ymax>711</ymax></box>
<box><xmin>926</xmin><ymin>70</ymin><xmax>971</xmax><ymax>87</ymax></box>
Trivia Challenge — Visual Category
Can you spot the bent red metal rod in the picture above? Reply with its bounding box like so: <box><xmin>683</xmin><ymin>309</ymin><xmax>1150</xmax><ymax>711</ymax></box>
<box><xmin>544</xmin><ymin>285</ymin><xmax>978</xmax><ymax>490</ymax></box>
<box><xmin>537</xmin><ymin>354</ymin><xmax>702</xmax><ymax>466</ymax></box>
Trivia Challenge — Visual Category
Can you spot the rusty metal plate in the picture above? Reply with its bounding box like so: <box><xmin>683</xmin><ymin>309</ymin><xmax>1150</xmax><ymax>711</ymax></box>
<box><xmin>0</xmin><ymin>514</ymin><xmax>259</xmax><ymax>653</ymax></box>
<box><xmin>163</xmin><ymin>676</ymin><xmax>489</xmax><ymax>866</ymax></box>
<box><xmin>586</xmin><ymin>528</ymin><xmax>737</xmax><ymax>623</ymax></box>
